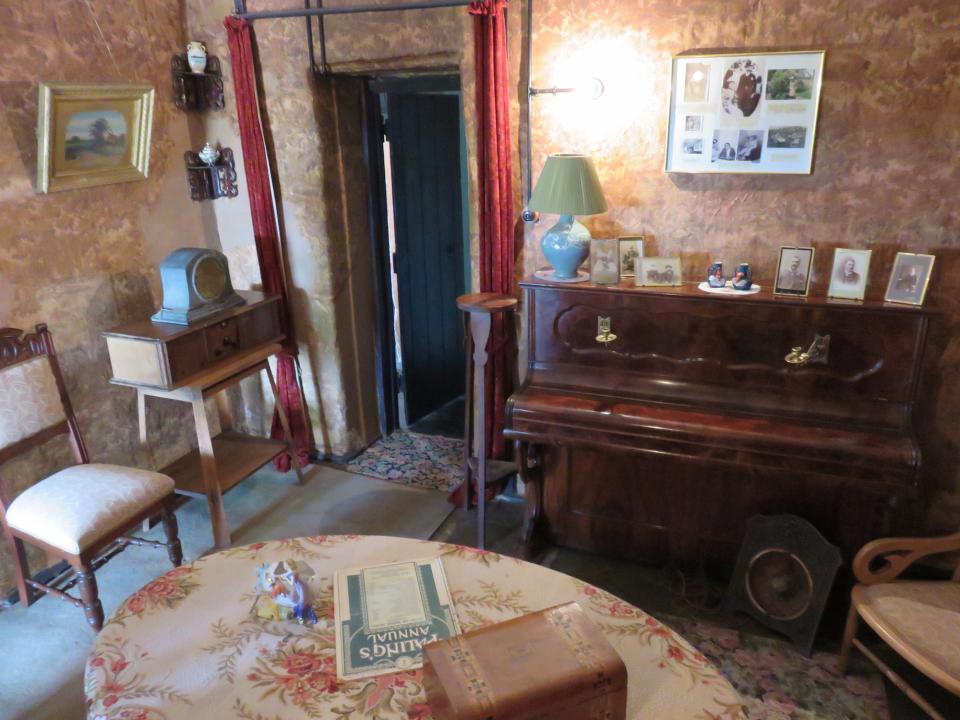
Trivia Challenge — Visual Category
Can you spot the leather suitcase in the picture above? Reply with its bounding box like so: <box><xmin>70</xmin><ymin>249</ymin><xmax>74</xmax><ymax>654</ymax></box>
<box><xmin>423</xmin><ymin>601</ymin><xmax>627</xmax><ymax>720</ymax></box>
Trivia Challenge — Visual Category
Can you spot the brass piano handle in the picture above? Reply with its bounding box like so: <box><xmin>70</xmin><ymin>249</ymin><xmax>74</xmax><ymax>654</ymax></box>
<box><xmin>596</xmin><ymin>316</ymin><xmax>617</xmax><ymax>346</ymax></box>
<box><xmin>784</xmin><ymin>334</ymin><xmax>830</xmax><ymax>366</ymax></box>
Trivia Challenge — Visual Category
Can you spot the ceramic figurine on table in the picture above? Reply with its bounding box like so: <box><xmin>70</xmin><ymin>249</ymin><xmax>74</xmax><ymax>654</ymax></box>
<box><xmin>732</xmin><ymin>263</ymin><xmax>753</xmax><ymax>290</ymax></box>
<box><xmin>252</xmin><ymin>559</ymin><xmax>317</xmax><ymax>625</ymax></box>
<box><xmin>186</xmin><ymin>41</ymin><xmax>208</xmax><ymax>74</ymax></box>
<box><xmin>707</xmin><ymin>261</ymin><xmax>725</xmax><ymax>288</ymax></box>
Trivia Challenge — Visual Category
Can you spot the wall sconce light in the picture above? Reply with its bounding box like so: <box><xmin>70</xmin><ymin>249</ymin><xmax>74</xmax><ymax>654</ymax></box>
<box><xmin>528</xmin><ymin>77</ymin><xmax>604</xmax><ymax>100</ymax></box>
<box><xmin>522</xmin><ymin>76</ymin><xmax>605</xmax><ymax>223</ymax></box>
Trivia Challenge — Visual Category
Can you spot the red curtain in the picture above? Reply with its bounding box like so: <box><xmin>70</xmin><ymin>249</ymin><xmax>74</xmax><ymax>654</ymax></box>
<box><xmin>471</xmin><ymin>0</ymin><xmax>514</xmax><ymax>461</ymax></box>
<box><xmin>225</xmin><ymin>17</ymin><xmax>311</xmax><ymax>470</ymax></box>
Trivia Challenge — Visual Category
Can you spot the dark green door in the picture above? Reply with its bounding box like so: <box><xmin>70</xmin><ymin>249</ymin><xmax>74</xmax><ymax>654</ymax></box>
<box><xmin>387</xmin><ymin>92</ymin><xmax>467</xmax><ymax>424</ymax></box>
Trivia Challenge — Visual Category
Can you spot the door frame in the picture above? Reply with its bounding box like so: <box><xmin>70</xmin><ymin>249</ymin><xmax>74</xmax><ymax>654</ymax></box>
<box><xmin>362</xmin><ymin>72</ymin><xmax>469</xmax><ymax>434</ymax></box>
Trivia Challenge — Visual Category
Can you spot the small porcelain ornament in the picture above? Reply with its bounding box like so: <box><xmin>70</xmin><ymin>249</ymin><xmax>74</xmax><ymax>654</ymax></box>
<box><xmin>252</xmin><ymin>559</ymin><xmax>318</xmax><ymax>625</ymax></box>
<box><xmin>186</xmin><ymin>41</ymin><xmax>208</xmax><ymax>74</ymax></box>
<box><xmin>198</xmin><ymin>142</ymin><xmax>220</xmax><ymax>166</ymax></box>
<box><xmin>707</xmin><ymin>261</ymin><xmax>725</xmax><ymax>288</ymax></box>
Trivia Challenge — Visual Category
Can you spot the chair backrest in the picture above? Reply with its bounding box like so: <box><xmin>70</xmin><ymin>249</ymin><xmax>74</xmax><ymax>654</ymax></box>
<box><xmin>0</xmin><ymin>325</ymin><xmax>88</xmax><ymax>481</ymax></box>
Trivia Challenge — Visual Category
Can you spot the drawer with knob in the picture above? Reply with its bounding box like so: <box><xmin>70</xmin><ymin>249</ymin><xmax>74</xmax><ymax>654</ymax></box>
<box><xmin>104</xmin><ymin>291</ymin><xmax>283</xmax><ymax>389</ymax></box>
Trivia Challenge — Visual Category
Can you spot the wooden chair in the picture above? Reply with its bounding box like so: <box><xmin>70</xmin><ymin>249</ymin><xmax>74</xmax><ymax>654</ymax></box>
<box><xmin>839</xmin><ymin>531</ymin><xmax>960</xmax><ymax>719</ymax></box>
<box><xmin>0</xmin><ymin>325</ymin><xmax>182</xmax><ymax>631</ymax></box>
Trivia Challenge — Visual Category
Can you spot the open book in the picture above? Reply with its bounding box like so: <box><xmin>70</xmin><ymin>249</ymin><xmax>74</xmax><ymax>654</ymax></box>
<box><xmin>334</xmin><ymin>557</ymin><xmax>460</xmax><ymax>681</ymax></box>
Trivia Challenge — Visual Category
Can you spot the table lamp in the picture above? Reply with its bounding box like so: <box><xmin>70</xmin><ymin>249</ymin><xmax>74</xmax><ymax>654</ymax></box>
<box><xmin>528</xmin><ymin>153</ymin><xmax>608</xmax><ymax>282</ymax></box>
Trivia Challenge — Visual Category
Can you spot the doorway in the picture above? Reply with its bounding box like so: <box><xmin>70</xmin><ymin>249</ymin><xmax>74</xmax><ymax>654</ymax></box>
<box><xmin>365</xmin><ymin>74</ymin><xmax>470</xmax><ymax>433</ymax></box>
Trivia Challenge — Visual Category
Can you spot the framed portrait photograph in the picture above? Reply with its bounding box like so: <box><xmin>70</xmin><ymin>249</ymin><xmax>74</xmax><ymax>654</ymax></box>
<box><xmin>774</xmin><ymin>247</ymin><xmax>815</xmax><ymax>296</ymax></box>
<box><xmin>885</xmin><ymin>252</ymin><xmax>935</xmax><ymax>306</ymax></box>
<box><xmin>590</xmin><ymin>239</ymin><xmax>619</xmax><ymax>285</ymax></box>
<box><xmin>665</xmin><ymin>50</ymin><xmax>825</xmax><ymax>175</ymax></box>
<box><xmin>637</xmin><ymin>257</ymin><xmax>682</xmax><ymax>287</ymax></box>
<box><xmin>37</xmin><ymin>83</ymin><xmax>154</xmax><ymax>193</ymax></box>
<box><xmin>617</xmin><ymin>236</ymin><xmax>645</xmax><ymax>278</ymax></box>
<box><xmin>827</xmin><ymin>249</ymin><xmax>871</xmax><ymax>301</ymax></box>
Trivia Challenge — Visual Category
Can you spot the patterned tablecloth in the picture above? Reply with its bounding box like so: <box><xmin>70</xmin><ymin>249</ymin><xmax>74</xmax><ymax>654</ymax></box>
<box><xmin>85</xmin><ymin>536</ymin><xmax>744</xmax><ymax>719</ymax></box>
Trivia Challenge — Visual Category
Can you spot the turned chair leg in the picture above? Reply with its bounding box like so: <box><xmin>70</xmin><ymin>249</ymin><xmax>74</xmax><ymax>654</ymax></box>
<box><xmin>839</xmin><ymin>601</ymin><xmax>860</xmax><ymax>674</ymax></box>
<box><xmin>161</xmin><ymin>502</ymin><xmax>183</xmax><ymax>567</ymax></box>
<box><xmin>76</xmin><ymin>564</ymin><xmax>105</xmax><ymax>632</ymax></box>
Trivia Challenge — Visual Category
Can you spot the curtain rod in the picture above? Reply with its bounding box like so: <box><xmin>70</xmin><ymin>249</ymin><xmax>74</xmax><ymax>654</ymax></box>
<box><xmin>235</xmin><ymin>0</ymin><xmax>472</xmax><ymax>21</ymax></box>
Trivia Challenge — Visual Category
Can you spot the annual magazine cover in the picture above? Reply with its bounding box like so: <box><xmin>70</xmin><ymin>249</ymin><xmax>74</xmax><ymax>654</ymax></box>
<box><xmin>334</xmin><ymin>557</ymin><xmax>460</xmax><ymax>681</ymax></box>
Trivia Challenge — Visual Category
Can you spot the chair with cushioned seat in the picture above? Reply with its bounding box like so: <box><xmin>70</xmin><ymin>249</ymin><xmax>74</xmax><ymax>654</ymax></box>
<box><xmin>839</xmin><ymin>530</ymin><xmax>960</xmax><ymax>719</ymax></box>
<box><xmin>0</xmin><ymin>324</ymin><xmax>182</xmax><ymax>631</ymax></box>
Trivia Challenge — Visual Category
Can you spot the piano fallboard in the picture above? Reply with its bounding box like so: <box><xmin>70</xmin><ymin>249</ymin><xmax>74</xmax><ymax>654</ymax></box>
<box><xmin>506</xmin><ymin>279</ymin><xmax>936</xmax><ymax>566</ymax></box>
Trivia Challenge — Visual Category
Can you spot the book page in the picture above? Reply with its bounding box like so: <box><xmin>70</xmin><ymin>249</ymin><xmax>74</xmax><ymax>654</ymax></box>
<box><xmin>362</xmin><ymin>562</ymin><xmax>428</xmax><ymax>630</ymax></box>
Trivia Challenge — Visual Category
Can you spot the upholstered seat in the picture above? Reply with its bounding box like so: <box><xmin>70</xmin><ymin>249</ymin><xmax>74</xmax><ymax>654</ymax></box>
<box><xmin>6</xmin><ymin>464</ymin><xmax>175</xmax><ymax>555</ymax></box>
<box><xmin>854</xmin><ymin>581</ymin><xmax>960</xmax><ymax>692</ymax></box>
<box><xmin>1</xmin><ymin>323</ymin><xmax>182</xmax><ymax>631</ymax></box>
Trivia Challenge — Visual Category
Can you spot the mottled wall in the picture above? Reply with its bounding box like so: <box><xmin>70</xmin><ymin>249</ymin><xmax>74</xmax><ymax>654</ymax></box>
<box><xmin>526</xmin><ymin>0</ymin><xmax>960</xmax><ymax>527</ymax></box>
<box><xmin>185</xmin><ymin>0</ymin><xmax>498</xmax><ymax>458</ymax></box>
<box><xmin>0</xmin><ymin>2</ymin><xmax>221</xmax><ymax>595</ymax></box>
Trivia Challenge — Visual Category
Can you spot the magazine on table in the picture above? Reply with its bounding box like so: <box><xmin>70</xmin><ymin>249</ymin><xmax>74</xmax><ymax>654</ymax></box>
<box><xmin>334</xmin><ymin>557</ymin><xmax>460</xmax><ymax>681</ymax></box>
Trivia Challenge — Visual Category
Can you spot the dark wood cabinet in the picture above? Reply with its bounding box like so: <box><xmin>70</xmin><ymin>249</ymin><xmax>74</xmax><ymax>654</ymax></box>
<box><xmin>505</xmin><ymin>279</ymin><xmax>937</xmax><ymax>569</ymax></box>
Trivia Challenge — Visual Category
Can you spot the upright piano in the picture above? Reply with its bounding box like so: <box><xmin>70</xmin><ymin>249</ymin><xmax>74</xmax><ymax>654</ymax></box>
<box><xmin>505</xmin><ymin>278</ymin><xmax>938</xmax><ymax>569</ymax></box>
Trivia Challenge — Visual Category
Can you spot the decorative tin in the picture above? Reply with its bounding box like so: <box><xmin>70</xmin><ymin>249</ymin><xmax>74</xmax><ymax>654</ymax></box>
<box><xmin>707</xmin><ymin>261</ymin><xmax>725</xmax><ymax>288</ymax></box>
<box><xmin>732</xmin><ymin>263</ymin><xmax>753</xmax><ymax>290</ymax></box>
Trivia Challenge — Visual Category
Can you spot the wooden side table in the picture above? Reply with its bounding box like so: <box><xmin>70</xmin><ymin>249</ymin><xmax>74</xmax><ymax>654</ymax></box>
<box><xmin>131</xmin><ymin>343</ymin><xmax>303</xmax><ymax>548</ymax></box>
<box><xmin>456</xmin><ymin>293</ymin><xmax>519</xmax><ymax>549</ymax></box>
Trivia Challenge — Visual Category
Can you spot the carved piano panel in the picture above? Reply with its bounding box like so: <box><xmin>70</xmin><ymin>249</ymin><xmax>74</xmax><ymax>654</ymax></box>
<box><xmin>506</xmin><ymin>279</ymin><xmax>936</xmax><ymax>568</ymax></box>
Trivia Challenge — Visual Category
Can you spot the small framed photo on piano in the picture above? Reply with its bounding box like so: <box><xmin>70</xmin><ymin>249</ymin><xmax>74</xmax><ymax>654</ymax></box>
<box><xmin>637</xmin><ymin>257</ymin><xmax>682</xmax><ymax>286</ymax></box>
<box><xmin>618</xmin><ymin>236</ymin><xmax>644</xmax><ymax>278</ymax></box>
<box><xmin>827</xmin><ymin>248</ymin><xmax>871</xmax><ymax>301</ymax></box>
<box><xmin>590</xmin><ymin>239</ymin><xmax>619</xmax><ymax>285</ymax></box>
<box><xmin>884</xmin><ymin>252</ymin><xmax>935</xmax><ymax>306</ymax></box>
<box><xmin>774</xmin><ymin>246</ymin><xmax>814</xmax><ymax>296</ymax></box>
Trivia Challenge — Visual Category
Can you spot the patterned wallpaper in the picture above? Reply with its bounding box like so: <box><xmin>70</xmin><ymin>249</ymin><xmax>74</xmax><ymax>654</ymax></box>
<box><xmin>0</xmin><ymin>1</ymin><xmax>223</xmax><ymax>595</ymax></box>
<box><xmin>1</xmin><ymin>0</ymin><xmax>956</xmax><ymax>599</ymax></box>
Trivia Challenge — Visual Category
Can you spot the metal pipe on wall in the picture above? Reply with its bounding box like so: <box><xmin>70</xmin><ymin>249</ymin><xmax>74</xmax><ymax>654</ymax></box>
<box><xmin>236</xmin><ymin>0</ymin><xmax>472</xmax><ymax>21</ymax></box>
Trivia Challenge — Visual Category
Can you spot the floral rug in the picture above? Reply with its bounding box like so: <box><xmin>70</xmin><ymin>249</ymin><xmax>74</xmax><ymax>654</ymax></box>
<box><xmin>659</xmin><ymin>614</ymin><xmax>889</xmax><ymax>720</ymax></box>
<box><xmin>344</xmin><ymin>432</ymin><xmax>463</xmax><ymax>492</ymax></box>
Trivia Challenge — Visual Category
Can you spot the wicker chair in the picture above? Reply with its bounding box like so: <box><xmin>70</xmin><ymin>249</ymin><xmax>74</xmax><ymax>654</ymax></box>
<box><xmin>839</xmin><ymin>531</ymin><xmax>960</xmax><ymax>719</ymax></box>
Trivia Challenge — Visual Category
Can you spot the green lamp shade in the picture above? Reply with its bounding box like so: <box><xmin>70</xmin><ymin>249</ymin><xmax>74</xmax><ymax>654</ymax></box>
<box><xmin>528</xmin><ymin>153</ymin><xmax>608</xmax><ymax>216</ymax></box>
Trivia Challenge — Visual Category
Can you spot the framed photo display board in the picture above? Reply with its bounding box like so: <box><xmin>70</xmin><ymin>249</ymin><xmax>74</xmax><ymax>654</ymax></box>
<box><xmin>665</xmin><ymin>50</ymin><xmax>825</xmax><ymax>174</ymax></box>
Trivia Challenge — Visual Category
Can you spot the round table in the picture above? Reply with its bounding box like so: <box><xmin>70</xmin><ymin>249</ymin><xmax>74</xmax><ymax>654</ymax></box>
<box><xmin>85</xmin><ymin>536</ymin><xmax>744</xmax><ymax>719</ymax></box>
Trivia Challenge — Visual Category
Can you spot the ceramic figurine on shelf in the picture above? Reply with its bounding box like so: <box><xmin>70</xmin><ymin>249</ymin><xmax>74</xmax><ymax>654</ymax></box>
<box><xmin>707</xmin><ymin>261</ymin><xmax>725</xmax><ymax>288</ymax></box>
<box><xmin>732</xmin><ymin>263</ymin><xmax>753</xmax><ymax>290</ymax></box>
<box><xmin>198</xmin><ymin>142</ymin><xmax>220</xmax><ymax>166</ymax></box>
<box><xmin>186</xmin><ymin>41</ymin><xmax>208</xmax><ymax>74</ymax></box>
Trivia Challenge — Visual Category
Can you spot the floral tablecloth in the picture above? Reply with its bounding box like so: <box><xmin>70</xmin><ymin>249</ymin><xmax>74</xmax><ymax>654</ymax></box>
<box><xmin>85</xmin><ymin>535</ymin><xmax>744</xmax><ymax>719</ymax></box>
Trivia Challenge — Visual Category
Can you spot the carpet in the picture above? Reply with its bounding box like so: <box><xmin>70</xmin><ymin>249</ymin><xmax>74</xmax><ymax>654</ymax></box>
<box><xmin>0</xmin><ymin>464</ymin><xmax>454</xmax><ymax>720</ymax></box>
<box><xmin>660</xmin><ymin>614</ymin><xmax>889</xmax><ymax>720</ymax></box>
<box><xmin>344</xmin><ymin>431</ymin><xmax>464</xmax><ymax>492</ymax></box>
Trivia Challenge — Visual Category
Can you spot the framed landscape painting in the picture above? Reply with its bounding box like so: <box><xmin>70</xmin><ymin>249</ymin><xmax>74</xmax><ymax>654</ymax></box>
<box><xmin>37</xmin><ymin>83</ymin><xmax>154</xmax><ymax>193</ymax></box>
<box><xmin>665</xmin><ymin>50</ymin><xmax>825</xmax><ymax>174</ymax></box>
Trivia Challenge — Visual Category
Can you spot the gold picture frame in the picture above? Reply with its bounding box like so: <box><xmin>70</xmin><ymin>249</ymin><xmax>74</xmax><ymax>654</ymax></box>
<box><xmin>664</xmin><ymin>49</ymin><xmax>826</xmax><ymax>175</ymax></box>
<box><xmin>884</xmin><ymin>252</ymin><xmax>935</xmax><ymax>306</ymax></box>
<box><xmin>37</xmin><ymin>83</ymin><xmax>154</xmax><ymax>193</ymax></box>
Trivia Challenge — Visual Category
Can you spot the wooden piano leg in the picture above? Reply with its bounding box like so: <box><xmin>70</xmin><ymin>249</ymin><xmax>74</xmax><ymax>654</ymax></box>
<box><xmin>518</xmin><ymin>441</ymin><xmax>546</xmax><ymax>559</ymax></box>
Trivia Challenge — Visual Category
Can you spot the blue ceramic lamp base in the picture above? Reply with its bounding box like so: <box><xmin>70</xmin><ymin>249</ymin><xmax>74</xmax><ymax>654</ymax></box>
<box><xmin>540</xmin><ymin>214</ymin><xmax>591</xmax><ymax>282</ymax></box>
